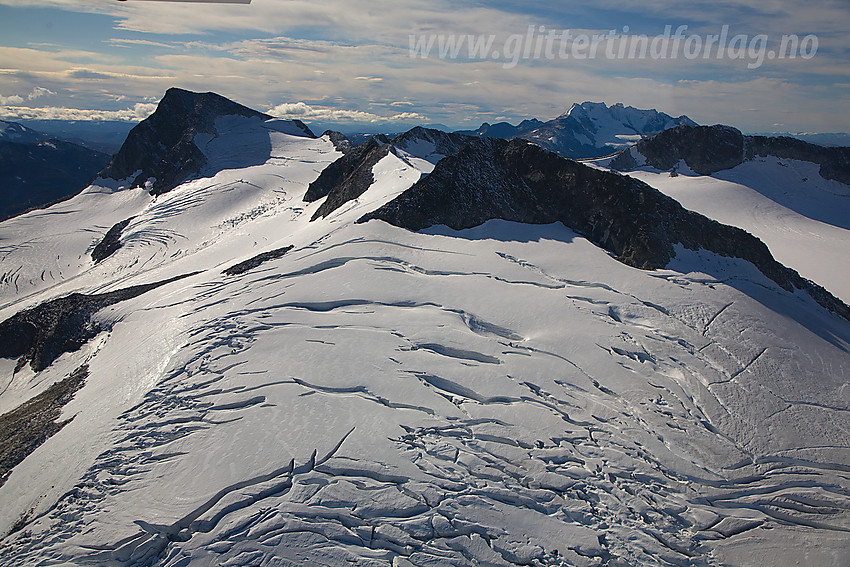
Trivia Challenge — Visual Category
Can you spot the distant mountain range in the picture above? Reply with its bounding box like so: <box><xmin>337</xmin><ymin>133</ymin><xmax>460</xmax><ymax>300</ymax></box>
<box><xmin>0</xmin><ymin>120</ymin><xmax>111</xmax><ymax>221</ymax></box>
<box><xmin>456</xmin><ymin>101</ymin><xmax>697</xmax><ymax>158</ymax></box>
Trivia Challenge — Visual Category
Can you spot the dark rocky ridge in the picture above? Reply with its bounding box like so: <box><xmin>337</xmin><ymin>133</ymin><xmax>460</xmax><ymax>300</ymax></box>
<box><xmin>392</xmin><ymin>126</ymin><xmax>472</xmax><ymax>160</ymax></box>
<box><xmin>322</xmin><ymin>130</ymin><xmax>354</xmax><ymax>154</ymax></box>
<box><xmin>99</xmin><ymin>88</ymin><xmax>314</xmax><ymax>196</ymax></box>
<box><xmin>306</xmin><ymin>128</ymin><xmax>475</xmax><ymax>220</ymax></box>
<box><xmin>610</xmin><ymin>124</ymin><xmax>850</xmax><ymax>184</ymax></box>
<box><xmin>223</xmin><ymin>245</ymin><xmax>294</xmax><ymax>276</ymax></box>
<box><xmin>305</xmin><ymin>135</ymin><xmax>391</xmax><ymax>220</ymax></box>
<box><xmin>0</xmin><ymin>272</ymin><xmax>199</xmax><ymax>372</ymax></box>
<box><xmin>359</xmin><ymin>138</ymin><xmax>850</xmax><ymax>321</ymax></box>
<box><xmin>0</xmin><ymin>365</ymin><xmax>88</xmax><ymax>491</ymax></box>
<box><xmin>91</xmin><ymin>217</ymin><xmax>134</xmax><ymax>264</ymax></box>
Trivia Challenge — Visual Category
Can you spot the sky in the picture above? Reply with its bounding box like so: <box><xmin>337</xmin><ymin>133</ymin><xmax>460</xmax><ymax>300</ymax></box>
<box><xmin>0</xmin><ymin>0</ymin><xmax>848</xmax><ymax>133</ymax></box>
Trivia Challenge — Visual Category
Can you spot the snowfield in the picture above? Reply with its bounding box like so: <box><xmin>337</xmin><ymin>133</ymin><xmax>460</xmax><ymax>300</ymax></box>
<box><xmin>1</xmin><ymin>114</ymin><xmax>849</xmax><ymax>567</ymax></box>
<box><xmin>620</xmin><ymin>156</ymin><xmax>850</xmax><ymax>303</ymax></box>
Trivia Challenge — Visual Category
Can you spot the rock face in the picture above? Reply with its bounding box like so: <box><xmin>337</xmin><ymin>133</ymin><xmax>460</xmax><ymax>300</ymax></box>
<box><xmin>0</xmin><ymin>365</ymin><xmax>88</xmax><ymax>491</ymax></box>
<box><xmin>99</xmin><ymin>88</ymin><xmax>314</xmax><ymax>195</ymax></box>
<box><xmin>392</xmin><ymin>126</ymin><xmax>475</xmax><ymax>162</ymax></box>
<box><xmin>306</xmin><ymin>127</ymin><xmax>476</xmax><ymax>220</ymax></box>
<box><xmin>91</xmin><ymin>217</ymin><xmax>134</xmax><ymax>264</ymax></box>
<box><xmin>610</xmin><ymin>124</ymin><xmax>850</xmax><ymax>183</ymax></box>
<box><xmin>223</xmin><ymin>245</ymin><xmax>294</xmax><ymax>276</ymax></box>
<box><xmin>360</xmin><ymin>138</ymin><xmax>850</xmax><ymax>320</ymax></box>
<box><xmin>321</xmin><ymin>130</ymin><xmax>354</xmax><ymax>154</ymax></box>
<box><xmin>458</xmin><ymin>102</ymin><xmax>696</xmax><ymax>159</ymax></box>
<box><xmin>304</xmin><ymin>135</ymin><xmax>391</xmax><ymax>220</ymax></box>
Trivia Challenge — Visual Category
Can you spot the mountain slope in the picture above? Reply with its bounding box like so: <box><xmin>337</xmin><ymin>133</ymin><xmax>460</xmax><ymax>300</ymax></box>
<box><xmin>0</xmin><ymin>120</ymin><xmax>111</xmax><ymax>221</ymax></box>
<box><xmin>0</xmin><ymin>91</ymin><xmax>848</xmax><ymax>567</ymax></box>
<box><xmin>606</xmin><ymin>125</ymin><xmax>850</xmax><ymax>302</ymax></box>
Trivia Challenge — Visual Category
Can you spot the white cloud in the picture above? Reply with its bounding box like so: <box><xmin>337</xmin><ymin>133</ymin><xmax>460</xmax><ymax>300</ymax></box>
<box><xmin>0</xmin><ymin>86</ymin><xmax>55</xmax><ymax>105</ymax></box>
<box><xmin>268</xmin><ymin>102</ymin><xmax>425</xmax><ymax>124</ymax></box>
<box><xmin>27</xmin><ymin>87</ymin><xmax>55</xmax><ymax>100</ymax></box>
<box><xmin>0</xmin><ymin>94</ymin><xmax>24</xmax><ymax>105</ymax></box>
<box><xmin>0</xmin><ymin>101</ymin><xmax>157</xmax><ymax>122</ymax></box>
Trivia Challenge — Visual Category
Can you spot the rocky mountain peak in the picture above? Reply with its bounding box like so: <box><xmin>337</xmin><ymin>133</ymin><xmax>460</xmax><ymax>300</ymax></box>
<box><xmin>98</xmin><ymin>88</ymin><xmax>314</xmax><ymax>195</ymax></box>
<box><xmin>459</xmin><ymin>102</ymin><xmax>697</xmax><ymax>159</ymax></box>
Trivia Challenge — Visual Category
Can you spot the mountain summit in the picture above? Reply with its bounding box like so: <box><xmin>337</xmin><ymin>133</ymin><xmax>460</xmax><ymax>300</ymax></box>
<box><xmin>99</xmin><ymin>88</ymin><xmax>315</xmax><ymax>195</ymax></box>
<box><xmin>457</xmin><ymin>101</ymin><xmax>696</xmax><ymax>158</ymax></box>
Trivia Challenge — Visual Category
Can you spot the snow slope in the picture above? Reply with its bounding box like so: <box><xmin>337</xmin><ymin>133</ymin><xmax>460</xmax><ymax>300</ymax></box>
<box><xmin>0</xmin><ymin>106</ymin><xmax>849</xmax><ymax>567</ymax></box>
<box><xmin>615</xmin><ymin>156</ymin><xmax>850</xmax><ymax>303</ymax></box>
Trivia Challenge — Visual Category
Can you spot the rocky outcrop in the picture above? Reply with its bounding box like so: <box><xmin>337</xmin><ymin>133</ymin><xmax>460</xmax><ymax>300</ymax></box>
<box><xmin>610</xmin><ymin>125</ymin><xmax>744</xmax><ymax>175</ymax></box>
<box><xmin>0</xmin><ymin>272</ymin><xmax>199</xmax><ymax>372</ymax></box>
<box><xmin>223</xmin><ymin>245</ymin><xmax>294</xmax><ymax>276</ymax></box>
<box><xmin>392</xmin><ymin>127</ymin><xmax>472</xmax><ymax>162</ymax></box>
<box><xmin>0</xmin><ymin>365</ymin><xmax>88</xmax><ymax>490</ymax></box>
<box><xmin>306</xmin><ymin>127</ymin><xmax>477</xmax><ymax>220</ymax></box>
<box><xmin>610</xmin><ymin>124</ymin><xmax>850</xmax><ymax>184</ymax></box>
<box><xmin>745</xmin><ymin>135</ymin><xmax>850</xmax><ymax>185</ymax></box>
<box><xmin>322</xmin><ymin>130</ymin><xmax>354</xmax><ymax>154</ymax></box>
<box><xmin>99</xmin><ymin>88</ymin><xmax>314</xmax><ymax>196</ymax></box>
<box><xmin>305</xmin><ymin>135</ymin><xmax>391</xmax><ymax>220</ymax></box>
<box><xmin>360</xmin><ymin>138</ymin><xmax>850</xmax><ymax>320</ymax></box>
<box><xmin>91</xmin><ymin>217</ymin><xmax>134</xmax><ymax>264</ymax></box>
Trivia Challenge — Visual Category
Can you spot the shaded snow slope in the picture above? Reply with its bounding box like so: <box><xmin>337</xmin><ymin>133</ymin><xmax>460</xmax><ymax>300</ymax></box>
<box><xmin>612</xmin><ymin>156</ymin><xmax>850</xmax><ymax>303</ymax></box>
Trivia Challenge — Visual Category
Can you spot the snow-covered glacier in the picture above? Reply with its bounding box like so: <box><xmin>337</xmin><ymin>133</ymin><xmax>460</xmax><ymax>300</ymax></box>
<box><xmin>0</xmin><ymin>91</ymin><xmax>848</xmax><ymax>567</ymax></box>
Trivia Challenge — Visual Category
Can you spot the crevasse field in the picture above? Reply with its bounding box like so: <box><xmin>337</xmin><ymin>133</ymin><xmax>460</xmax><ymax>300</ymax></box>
<box><xmin>1</xmin><ymin>115</ymin><xmax>849</xmax><ymax>567</ymax></box>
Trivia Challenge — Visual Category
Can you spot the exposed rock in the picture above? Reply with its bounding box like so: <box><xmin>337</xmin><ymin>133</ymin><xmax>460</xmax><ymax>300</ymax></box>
<box><xmin>392</xmin><ymin>126</ymin><xmax>472</xmax><ymax>162</ymax></box>
<box><xmin>91</xmin><ymin>217</ymin><xmax>134</xmax><ymax>264</ymax></box>
<box><xmin>745</xmin><ymin>135</ymin><xmax>850</xmax><ymax>185</ymax></box>
<box><xmin>98</xmin><ymin>88</ymin><xmax>314</xmax><ymax>196</ymax></box>
<box><xmin>0</xmin><ymin>365</ymin><xmax>88</xmax><ymax>490</ymax></box>
<box><xmin>610</xmin><ymin>125</ymin><xmax>744</xmax><ymax>175</ymax></box>
<box><xmin>306</xmin><ymin>127</ymin><xmax>477</xmax><ymax>220</ymax></box>
<box><xmin>611</xmin><ymin>124</ymin><xmax>850</xmax><ymax>184</ymax></box>
<box><xmin>305</xmin><ymin>135</ymin><xmax>391</xmax><ymax>220</ymax></box>
<box><xmin>360</xmin><ymin>138</ymin><xmax>850</xmax><ymax>320</ymax></box>
<box><xmin>322</xmin><ymin>130</ymin><xmax>354</xmax><ymax>154</ymax></box>
<box><xmin>0</xmin><ymin>272</ymin><xmax>199</xmax><ymax>372</ymax></box>
<box><xmin>223</xmin><ymin>245</ymin><xmax>294</xmax><ymax>276</ymax></box>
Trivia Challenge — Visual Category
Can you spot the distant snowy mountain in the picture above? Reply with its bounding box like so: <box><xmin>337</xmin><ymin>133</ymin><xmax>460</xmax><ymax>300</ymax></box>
<box><xmin>1</xmin><ymin>90</ymin><xmax>849</xmax><ymax>567</ymax></box>
<box><xmin>0</xmin><ymin>120</ymin><xmax>50</xmax><ymax>144</ymax></box>
<box><xmin>457</xmin><ymin>102</ymin><xmax>696</xmax><ymax>158</ymax></box>
<box><xmin>0</xmin><ymin>120</ymin><xmax>111</xmax><ymax>221</ymax></box>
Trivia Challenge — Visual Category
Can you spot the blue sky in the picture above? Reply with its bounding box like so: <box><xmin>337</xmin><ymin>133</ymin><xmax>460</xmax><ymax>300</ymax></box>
<box><xmin>0</xmin><ymin>0</ymin><xmax>847</xmax><ymax>132</ymax></box>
